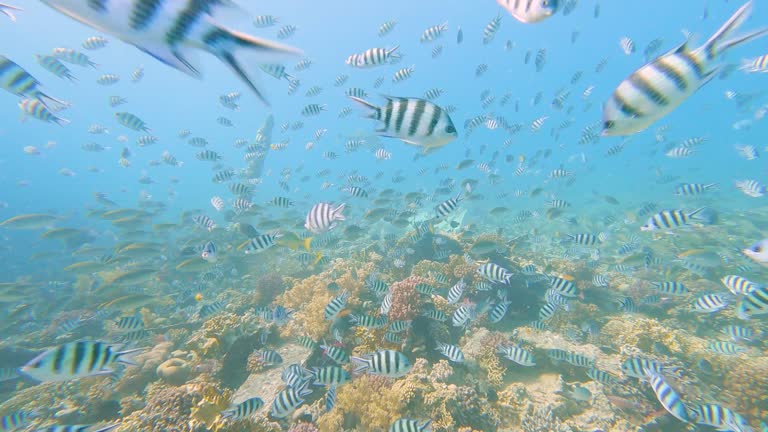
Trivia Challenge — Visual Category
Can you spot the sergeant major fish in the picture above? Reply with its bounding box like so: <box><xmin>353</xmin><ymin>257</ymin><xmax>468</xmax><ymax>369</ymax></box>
<box><xmin>39</xmin><ymin>0</ymin><xmax>301</xmax><ymax>104</ymax></box>
<box><xmin>603</xmin><ymin>1</ymin><xmax>768</xmax><ymax>136</ymax></box>
<box><xmin>497</xmin><ymin>0</ymin><xmax>559</xmax><ymax>24</ymax></box>
<box><xmin>349</xmin><ymin>96</ymin><xmax>457</xmax><ymax>152</ymax></box>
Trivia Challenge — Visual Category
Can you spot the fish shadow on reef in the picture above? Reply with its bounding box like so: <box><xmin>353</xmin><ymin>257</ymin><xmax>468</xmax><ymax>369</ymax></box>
<box><xmin>218</xmin><ymin>333</ymin><xmax>262</xmax><ymax>389</ymax></box>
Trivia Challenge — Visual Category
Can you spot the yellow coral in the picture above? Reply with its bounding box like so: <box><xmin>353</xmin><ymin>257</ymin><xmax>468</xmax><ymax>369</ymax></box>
<box><xmin>600</xmin><ymin>315</ymin><xmax>707</xmax><ymax>356</ymax></box>
<box><xmin>278</xmin><ymin>273</ymin><xmax>334</xmax><ymax>340</ymax></box>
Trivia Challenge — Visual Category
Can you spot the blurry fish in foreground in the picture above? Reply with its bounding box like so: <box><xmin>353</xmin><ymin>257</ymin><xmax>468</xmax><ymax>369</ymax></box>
<box><xmin>39</xmin><ymin>0</ymin><xmax>301</xmax><ymax>104</ymax></box>
<box><xmin>603</xmin><ymin>1</ymin><xmax>768</xmax><ymax>136</ymax></box>
<box><xmin>20</xmin><ymin>341</ymin><xmax>141</xmax><ymax>382</ymax></box>
<box><xmin>0</xmin><ymin>3</ymin><xmax>21</xmax><ymax>21</ymax></box>
<box><xmin>0</xmin><ymin>56</ymin><xmax>68</xmax><ymax>111</ymax></box>
<box><xmin>742</xmin><ymin>238</ymin><xmax>768</xmax><ymax>267</ymax></box>
<box><xmin>349</xmin><ymin>96</ymin><xmax>458</xmax><ymax>152</ymax></box>
<box><xmin>497</xmin><ymin>0</ymin><xmax>559</xmax><ymax>24</ymax></box>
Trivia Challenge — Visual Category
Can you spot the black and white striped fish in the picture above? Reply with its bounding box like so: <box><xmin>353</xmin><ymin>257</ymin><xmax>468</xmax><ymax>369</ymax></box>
<box><xmin>221</xmin><ymin>396</ymin><xmax>264</xmax><ymax>419</ymax></box>
<box><xmin>603</xmin><ymin>1</ymin><xmax>768</xmax><ymax>135</ymax></box>
<box><xmin>40</xmin><ymin>0</ymin><xmax>300</xmax><ymax>104</ymax></box>
<box><xmin>305</xmin><ymin>202</ymin><xmax>346</xmax><ymax>234</ymax></box>
<box><xmin>354</xmin><ymin>46</ymin><xmax>400</xmax><ymax>68</ymax></box>
<box><xmin>497</xmin><ymin>0</ymin><xmax>559</xmax><ymax>24</ymax></box>
<box><xmin>271</xmin><ymin>386</ymin><xmax>311</xmax><ymax>418</ymax></box>
<box><xmin>640</xmin><ymin>208</ymin><xmax>705</xmax><ymax>231</ymax></box>
<box><xmin>20</xmin><ymin>341</ymin><xmax>141</xmax><ymax>382</ymax></box>
<box><xmin>350</xmin><ymin>96</ymin><xmax>457</xmax><ymax>151</ymax></box>
<box><xmin>435</xmin><ymin>342</ymin><xmax>464</xmax><ymax>363</ymax></box>
<box><xmin>352</xmin><ymin>349</ymin><xmax>412</xmax><ymax>378</ymax></box>
<box><xmin>645</xmin><ymin>370</ymin><xmax>691</xmax><ymax>423</ymax></box>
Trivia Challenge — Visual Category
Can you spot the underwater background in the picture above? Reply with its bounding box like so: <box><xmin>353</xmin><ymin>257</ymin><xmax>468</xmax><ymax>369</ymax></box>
<box><xmin>0</xmin><ymin>0</ymin><xmax>767</xmax><ymax>431</ymax></box>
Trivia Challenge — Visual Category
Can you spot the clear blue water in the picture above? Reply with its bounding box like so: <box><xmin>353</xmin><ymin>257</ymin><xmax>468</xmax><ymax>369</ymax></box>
<box><xmin>1</xmin><ymin>1</ymin><xmax>768</xmax><ymax>431</ymax></box>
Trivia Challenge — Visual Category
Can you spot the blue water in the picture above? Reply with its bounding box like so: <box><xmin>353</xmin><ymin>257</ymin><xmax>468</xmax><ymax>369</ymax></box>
<box><xmin>1</xmin><ymin>0</ymin><xmax>768</xmax><ymax>430</ymax></box>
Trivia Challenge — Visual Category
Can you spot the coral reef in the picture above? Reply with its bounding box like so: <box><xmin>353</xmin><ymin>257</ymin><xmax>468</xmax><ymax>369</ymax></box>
<box><xmin>447</xmin><ymin>254</ymin><xmax>476</xmax><ymax>279</ymax></box>
<box><xmin>278</xmin><ymin>273</ymin><xmax>334</xmax><ymax>340</ymax></box>
<box><xmin>461</xmin><ymin>328</ymin><xmax>508</xmax><ymax>389</ymax></box>
<box><xmin>156</xmin><ymin>358</ymin><xmax>191</xmax><ymax>385</ymax></box>
<box><xmin>116</xmin><ymin>376</ymin><xmax>224</xmax><ymax>432</ymax></box>
<box><xmin>114</xmin><ymin>341</ymin><xmax>173</xmax><ymax>396</ymax></box>
<box><xmin>388</xmin><ymin>275</ymin><xmax>427</xmax><ymax>322</ymax></box>
<box><xmin>520</xmin><ymin>405</ymin><xmax>572</xmax><ymax>432</ymax></box>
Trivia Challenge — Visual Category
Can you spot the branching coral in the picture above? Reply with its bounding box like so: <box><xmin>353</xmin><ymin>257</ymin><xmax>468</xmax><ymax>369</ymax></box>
<box><xmin>277</xmin><ymin>273</ymin><xmax>334</xmax><ymax>340</ymax></box>
<box><xmin>520</xmin><ymin>404</ymin><xmax>572</xmax><ymax>432</ymax></box>
<box><xmin>600</xmin><ymin>315</ymin><xmax>707</xmax><ymax>357</ymax></box>
<box><xmin>461</xmin><ymin>328</ymin><xmax>508</xmax><ymax>389</ymax></box>
<box><xmin>389</xmin><ymin>275</ymin><xmax>426</xmax><ymax>322</ymax></box>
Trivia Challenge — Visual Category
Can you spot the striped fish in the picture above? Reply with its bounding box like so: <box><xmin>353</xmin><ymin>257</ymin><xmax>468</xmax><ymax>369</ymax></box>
<box><xmin>243</xmin><ymin>233</ymin><xmax>281</xmax><ymax>254</ymax></box>
<box><xmin>420</xmin><ymin>22</ymin><xmax>448</xmax><ymax>42</ymax></box>
<box><xmin>653</xmin><ymin>281</ymin><xmax>688</xmax><ymax>295</ymax></box>
<box><xmin>352</xmin><ymin>349</ymin><xmax>412</xmax><ymax>378</ymax></box>
<box><xmin>691</xmin><ymin>404</ymin><xmax>751</xmax><ymax>432</ymax></box>
<box><xmin>349</xmin><ymin>96</ymin><xmax>457</xmax><ymax>151</ymax></box>
<box><xmin>35</xmin><ymin>54</ymin><xmax>77</xmax><ymax>81</ymax></box>
<box><xmin>482</xmin><ymin>14</ymin><xmax>502</xmax><ymax>44</ymax></box>
<box><xmin>35</xmin><ymin>424</ymin><xmax>119</xmax><ymax>432</ymax></box>
<box><xmin>305</xmin><ymin>202</ymin><xmax>346</xmax><ymax>234</ymax></box>
<box><xmin>19</xmin><ymin>98</ymin><xmax>69</xmax><ymax>125</ymax></box>
<box><xmin>355</xmin><ymin>46</ymin><xmax>400</xmax><ymax>68</ymax></box>
<box><xmin>221</xmin><ymin>397</ymin><xmax>264</xmax><ymax>419</ymax></box>
<box><xmin>324</xmin><ymin>290</ymin><xmax>349</xmax><ymax>320</ymax></box>
<box><xmin>0</xmin><ymin>56</ymin><xmax>68</xmax><ymax>110</ymax></box>
<box><xmin>692</xmin><ymin>294</ymin><xmax>728</xmax><ymax>313</ymax></box>
<box><xmin>20</xmin><ymin>341</ymin><xmax>142</xmax><ymax>382</ymax></box>
<box><xmin>446</xmin><ymin>279</ymin><xmax>465</xmax><ymax>304</ymax></box>
<box><xmin>674</xmin><ymin>183</ymin><xmax>717</xmax><ymax>196</ymax></box>
<box><xmin>477</xmin><ymin>262</ymin><xmax>512</xmax><ymax>283</ymax></box>
<box><xmin>390</xmin><ymin>419</ymin><xmax>432</xmax><ymax>432</ymax></box>
<box><xmin>436</xmin><ymin>342</ymin><xmax>464</xmax><ymax>363</ymax></box>
<box><xmin>320</xmin><ymin>345</ymin><xmax>350</xmax><ymax>364</ymax></box>
<box><xmin>645</xmin><ymin>370</ymin><xmax>691</xmax><ymax>423</ymax></box>
<box><xmin>640</xmin><ymin>208</ymin><xmax>705</xmax><ymax>231</ymax></box>
<box><xmin>0</xmin><ymin>411</ymin><xmax>38</xmax><ymax>431</ymax></box>
<box><xmin>497</xmin><ymin>344</ymin><xmax>536</xmax><ymax>366</ymax></box>
<box><xmin>497</xmin><ymin>0</ymin><xmax>559</xmax><ymax>23</ymax></box>
<box><xmin>40</xmin><ymin>0</ymin><xmax>300</xmax><ymax>104</ymax></box>
<box><xmin>271</xmin><ymin>386</ymin><xmax>311</xmax><ymax>418</ymax></box>
<box><xmin>52</xmin><ymin>47</ymin><xmax>97</xmax><ymax>67</ymax></box>
<box><xmin>312</xmin><ymin>366</ymin><xmax>350</xmax><ymax>386</ymax></box>
<box><xmin>603</xmin><ymin>1</ymin><xmax>768</xmax><ymax>135</ymax></box>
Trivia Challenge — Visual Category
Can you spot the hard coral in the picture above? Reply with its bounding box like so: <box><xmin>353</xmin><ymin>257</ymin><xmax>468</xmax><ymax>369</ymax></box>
<box><xmin>389</xmin><ymin>276</ymin><xmax>427</xmax><ymax>322</ymax></box>
<box><xmin>278</xmin><ymin>273</ymin><xmax>334</xmax><ymax>340</ymax></box>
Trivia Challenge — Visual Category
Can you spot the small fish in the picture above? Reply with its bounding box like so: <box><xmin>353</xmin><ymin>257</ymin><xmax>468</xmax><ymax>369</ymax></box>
<box><xmin>222</xmin><ymin>397</ymin><xmax>264</xmax><ymax>419</ymax></box>
<box><xmin>305</xmin><ymin>202</ymin><xmax>346</xmax><ymax>234</ymax></box>
<box><xmin>350</xmin><ymin>96</ymin><xmax>457</xmax><ymax>151</ymax></box>
<box><xmin>497</xmin><ymin>0</ymin><xmax>559</xmax><ymax>23</ymax></box>
<box><xmin>352</xmin><ymin>350</ymin><xmax>412</xmax><ymax>378</ymax></box>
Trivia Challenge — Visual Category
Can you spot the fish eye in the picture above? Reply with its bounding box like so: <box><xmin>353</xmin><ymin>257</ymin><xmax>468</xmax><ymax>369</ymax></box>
<box><xmin>542</xmin><ymin>0</ymin><xmax>548</xmax><ymax>5</ymax></box>
<box><xmin>603</xmin><ymin>120</ymin><xmax>614</xmax><ymax>129</ymax></box>
<box><xmin>753</xmin><ymin>245</ymin><xmax>763</xmax><ymax>253</ymax></box>
<box><xmin>446</xmin><ymin>125</ymin><xmax>456</xmax><ymax>133</ymax></box>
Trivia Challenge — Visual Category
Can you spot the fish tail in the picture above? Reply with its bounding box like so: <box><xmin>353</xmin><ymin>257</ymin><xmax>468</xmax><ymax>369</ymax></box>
<box><xmin>115</xmin><ymin>347</ymin><xmax>147</xmax><ymax>366</ymax></box>
<box><xmin>303</xmin><ymin>237</ymin><xmax>313</xmax><ymax>251</ymax></box>
<box><xmin>53</xmin><ymin>114</ymin><xmax>70</xmax><ymax>127</ymax></box>
<box><xmin>312</xmin><ymin>252</ymin><xmax>322</xmax><ymax>266</ymax></box>
<box><xmin>35</xmin><ymin>92</ymin><xmax>70</xmax><ymax>112</ymax></box>
<box><xmin>348</xmin><ymin>96</ymin><xmax>381</xmax><ymax>119</ymax></box>
<box><xmin>702</xmin><ymin>1</ymin><xmax>760</xmax><ymax>58</ymax></box>
<box><xmin>204</xmin><ymin>25</ymin><xmax>301</xmax><ymax>105</ymax></box>
<box><xmin>688</xmin><ymin>207</ymin><xmax>707</xmax><ymax>219</ymax></box>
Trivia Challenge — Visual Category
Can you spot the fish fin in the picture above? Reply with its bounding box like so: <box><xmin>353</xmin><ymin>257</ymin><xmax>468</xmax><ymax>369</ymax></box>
<box><xmin>0</xmin><ymin>8</ymin><xmax>15</xmax><ymax>21</ymax></box>
<box><xmin>702</xmin><ymin>0</ymin><xmax>755</xmax><ymax>58</ymax></box>
<box><xmin>348</xmin><ymin>96</ymin><xmax>380</xmax><ymax>119</ymax></box>
<box><xmin>312</xmin><ymin>252</ymin><xmax>323</xmax><ymax>266</ymax></box>
<box><xmin>719</xmin><ymin>28</ymin><xmax>768</xmax><ymax>53</ymax></box>
<box><xmin>135</xmin><ymin>44</ymin><xmax>202</xmax><ymax>79</ymax></box>
<box><xmin>204</xmin><ymin>23</ymin><xmax>301</xmax><ymax>106</ymax></box>
<box><xmin>333</xmin><ymin>203</ymin><xmax>346</xmax><ymax>220</ymax></box>
<box><xmin>303</xmin><ymin>237</ymin><xmax>312</xmax><ymax>251</ymax></box>
<box><xmin>35</xmin><ymin>92</ymin><xmax>70</xmax><ymax>112</ymax></box>
<box><xmin>116</xmin><ymin>347</ymin><xmax>147</xmax><ymax>366</ymax></box>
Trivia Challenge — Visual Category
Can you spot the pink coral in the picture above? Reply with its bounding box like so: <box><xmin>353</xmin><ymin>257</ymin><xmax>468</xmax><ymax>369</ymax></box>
<box><xmin>389</xmin><ymin>276</ymin><xmax>427</xmax><ymax>322</ymax></box>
